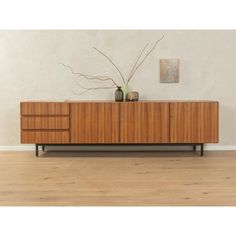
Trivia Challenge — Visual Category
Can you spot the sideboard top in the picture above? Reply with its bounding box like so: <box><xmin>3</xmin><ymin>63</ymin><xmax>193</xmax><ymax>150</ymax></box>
<box><xmin>20</xmin><ymin>100</ymin><xmax>219</xmax><ymax>103</ymax></box>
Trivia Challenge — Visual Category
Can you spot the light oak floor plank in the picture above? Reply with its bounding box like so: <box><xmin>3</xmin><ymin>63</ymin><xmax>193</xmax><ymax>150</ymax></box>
<box><xmin>0</xmin><ymin>151</ymin><xmax>236</xmax><ymax>206</ymax></box>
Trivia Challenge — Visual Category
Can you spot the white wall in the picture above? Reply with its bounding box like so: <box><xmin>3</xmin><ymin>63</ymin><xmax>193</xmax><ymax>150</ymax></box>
<box><xmin>0</xmin><ymin>30</ymin><xmax>235</xmax><ymax>148</ymax></box>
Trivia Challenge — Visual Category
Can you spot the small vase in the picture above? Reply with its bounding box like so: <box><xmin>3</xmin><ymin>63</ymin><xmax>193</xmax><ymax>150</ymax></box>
<box><xmin>115</xmin><ymin>86</ymin><xmax>123</xmax><ymax>102</ymax></box>
<box><xmin>121</xmin><ymin>84</ymin><xmax>130</xmax><ymax>101</ymax></box>
<box><xmin>127</xmin><ymin>91</ymin><xmax>139</xmax><ymax>101</ymax></box>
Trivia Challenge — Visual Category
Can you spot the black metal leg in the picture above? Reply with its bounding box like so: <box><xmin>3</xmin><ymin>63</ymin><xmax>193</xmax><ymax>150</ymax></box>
<box><xmin>42</xmin><ymin>145</ymin><xmax>45</xmax><ymax>152</ymax></box>
<box><xmin>35</xmin><ymin>144</ymin><xmax>39</xmax><ymax>157</ymax></box>
<box><xmin>200</xmin><ymin>143</ymin><xmax>204</xmax><ymax>156</ymax></box>
<box><xmin>193</xmin><ymin>145</ymin><xmax>196</xmax><ymax>151</ymax></box>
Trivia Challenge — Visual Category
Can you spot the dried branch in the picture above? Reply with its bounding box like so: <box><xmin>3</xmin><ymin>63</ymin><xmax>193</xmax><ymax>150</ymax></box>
<box><xmin>127</xmin><ymin>35</ymin><xmax>164</xmax><ymax>84</ymax></box>
<box><xmin>60</xmin><ymin>63</ymin><xmax>119</xmax><ymax>87</ymax></box>
<box><xmin>93</xmin><ymin>47</ymin><xmax>126</xmax><ymax>85</ymax></box>
<box><xmin>73</xmin><ymin>79</ymin><xmax>116</xmax><ymax>95</ymax></box>
<box><xmin>60</xmin><ymin>35</ymin><xmax>165</xmax><ymax>96</ymax></box>
<box><xmin>127</xmin><ymin>43</ymin><xmax>149</xmax><ymax>83</ymax></box>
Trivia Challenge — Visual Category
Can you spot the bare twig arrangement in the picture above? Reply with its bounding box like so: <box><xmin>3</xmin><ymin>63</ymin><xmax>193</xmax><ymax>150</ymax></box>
<box><xmin>73</xmin><ymin>79</ymin><xmax>116</xmax><ymax>95</ymax></box>
<box><xmin>127</xmin><ymin>35</ymin><xmax>164</xmax><ymax>84</ymax></box>
<box><xmin>61</xmin><ymin>35</ymin><xmax>164</xmax><ymax>94</ymax></box>
<box><xmin>93</xmin><ymin>47</ymin><xmax>126</xmax><ymax>85</ymax></box>
<box><xmin>127</xmin><ymin>43</ymin><xmax>149</xmax><ymax>83</ymax></box>
<box><xmin>60</xmin><ymin>63</ymin><xmax>119</xmax><ymax>87</ymax></box>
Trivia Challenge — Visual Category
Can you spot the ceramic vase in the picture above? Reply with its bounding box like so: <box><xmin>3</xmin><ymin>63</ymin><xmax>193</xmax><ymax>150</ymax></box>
<box><xmin>115</xmin><ymin>86</ymin><xmax>124</xmax><ymax>102</ymax></box>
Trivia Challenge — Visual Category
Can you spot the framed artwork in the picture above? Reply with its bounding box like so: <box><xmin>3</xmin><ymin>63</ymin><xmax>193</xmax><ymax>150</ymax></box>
<box><xmin>160</xmin><ymin>59</ymin><xmax>179</xmax><ymax>83</ymax></box>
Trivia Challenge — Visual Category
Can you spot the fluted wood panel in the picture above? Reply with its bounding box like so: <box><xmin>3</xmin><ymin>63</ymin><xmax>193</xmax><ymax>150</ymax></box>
<box><xmin>120</xmin><ymin>102</ymin><xmax>170</xmax><ymax>143</ymax></box>
<box><xmin>70</xmin><ymin>103</ymin><xmax>119</xmax><ymax>143</ymax></box>
<box><xmin>20</xmin><ymin>101</ymin><xmax>219</xmax><ymax>145</ymax></box>
<box><xmin>170</xmin><ymin>102</ymin><xmax>219</xmax><ymax>143</ymax></box>
<box><xmin>21</xmin><ymin>117</ymin><xmax>69</xmax><ymax>130</ymax></box>
<box><xmin>21</xmin><ymin>131</ymin><xmax>69</xmax><ymax>143</ymax></box>
<box><xmin>21</xmin><ymin>102</ymin><xmax>69</xmax><ymax>115</ymax></box>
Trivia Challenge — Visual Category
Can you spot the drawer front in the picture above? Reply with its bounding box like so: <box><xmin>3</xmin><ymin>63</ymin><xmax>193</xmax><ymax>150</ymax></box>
<box><xmin>21</xmin><ymin>131</ymin><xmax>69</xmax><ymax>144</ymax></box>
<box><xmin>21</xmin><ymin>102</ymin><xmax>69</xmax><ymax>115</ymax></box>
<box><xmin>21</xmin><ymin>117</ymin><xmax>69</xmax><ymax>130</ymax></box>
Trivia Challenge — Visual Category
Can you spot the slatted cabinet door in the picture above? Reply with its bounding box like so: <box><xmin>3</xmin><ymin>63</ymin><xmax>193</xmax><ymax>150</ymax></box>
<box><xmin>70</xmin><ymin>102</ymin><xmax>120</xmax><ymax>144</ymax></box>
<box><xmin>120</xmin><ymin>102</ymin><xmax>170</xmax><ymax>143</ymax></box>
<box><xmin>170</xmin><ymin>102</ymin><xmax>219</xmax><ymax>143</ymax></box>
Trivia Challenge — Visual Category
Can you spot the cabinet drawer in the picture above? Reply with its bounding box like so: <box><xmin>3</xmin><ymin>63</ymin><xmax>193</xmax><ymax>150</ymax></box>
<box><xmin>21</xmin><ymin>102</ymin><xmax>69</xmax><ymax>115</ymax></box>
<box><xmin>21</xmin><ymin>131</ymin><xmax>69</xmax><ymax>144</ymax></box>
<box><xmin>21</xmin><ymin>117</ymin><xmax>69</xmax><ymax>130</ymax></box>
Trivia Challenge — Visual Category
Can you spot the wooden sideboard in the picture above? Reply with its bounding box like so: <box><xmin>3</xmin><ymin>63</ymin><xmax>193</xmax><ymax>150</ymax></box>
<box><xmin>20</xmin><ymin>101</ymin><xmax>219</xmax><ymax>156</ymax></box>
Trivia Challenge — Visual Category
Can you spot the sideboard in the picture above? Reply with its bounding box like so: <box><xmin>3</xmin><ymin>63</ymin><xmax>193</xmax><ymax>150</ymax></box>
<box><xmin>20</xmin><ymin>101</ymin><xmax>219</xmax><ymax>156</ymax></box>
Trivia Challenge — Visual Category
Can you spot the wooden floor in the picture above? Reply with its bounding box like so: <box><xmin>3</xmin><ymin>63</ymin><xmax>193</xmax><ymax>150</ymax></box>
<box><xmin>0</xmin><ymin>150</ymin><xmax>236</xmax><ymax>206</ymax></box>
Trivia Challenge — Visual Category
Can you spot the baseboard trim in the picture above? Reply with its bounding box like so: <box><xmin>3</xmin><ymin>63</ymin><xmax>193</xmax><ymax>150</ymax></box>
<box><xmin>204</xmin><ymin>145</ymin><xmax>236</xmax><ymax>150</ymax></box>
<box><xmin>0</xmin><ymin>145</ymin><xmax>34</xmax><ymax>151</ymax></box>
<box><xmin>0</xmin><ymin>144</ymin><xmax>236</xmax><ymax>151</ymax></box>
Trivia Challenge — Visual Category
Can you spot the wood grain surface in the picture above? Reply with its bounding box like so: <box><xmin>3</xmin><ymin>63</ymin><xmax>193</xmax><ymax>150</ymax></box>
<box><xmin>170</xmin><ymin>102</ymin><xmax>219</xmax><ymax>143</ymax></box>
<box><xmin>20</xmin><ymin>101</ymin><xmax>219</xmax><ymax>145</ymax></box>
<box><xmin>21</xmin><ymin>131</ymin><xmax>69</xmax><ymax>143</ymax></box>
<box><xmin>70</xmin><ymin>102</ymin><xmax>120</xmax><ymax>143</ymax></box>
<box><xmin>21</xmin><ymin>102</ymin><xmax>69</xmax><ymax>115</ymax></box>
<box><xmin>0</xmin><ymin>150</ymin><xmax>235</xmax><ymax>206</ymax></box>
<box><xmin>120</xmin><ymin>102</ymin><xmax>170</xmax><ymax>143</ymax></box>
<box><xmin>21</xmin><ymin>116</ymin><xmax>69</xmax><ymax>130</ymax></box>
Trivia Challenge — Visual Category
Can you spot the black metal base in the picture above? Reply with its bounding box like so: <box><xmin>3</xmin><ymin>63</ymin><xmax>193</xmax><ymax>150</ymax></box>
<box><xmin>35</xmin><ymin>144</ymin><xmax>39</xmax><ymax>157</ymax></box>
<box><xmin>200</xmin><ymin>143</ymin><xmax>204</xmax><ymax>156</ymax></box>
<box><xmin>35</xmin><ymin>143</ymin><xmax>204</xmax><ymax>157</ymax></box>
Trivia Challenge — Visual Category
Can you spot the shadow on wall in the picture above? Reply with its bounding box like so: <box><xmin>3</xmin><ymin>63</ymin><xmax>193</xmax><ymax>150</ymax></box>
<box><xmin>1</xmin><ymin>103</ymin><xmax>20</xmax><ymax>146</ymax></box>
<box><xmin>220</xmin><ymin>104</ymin><xmax>236</xmax><ymax>145</ymax></box>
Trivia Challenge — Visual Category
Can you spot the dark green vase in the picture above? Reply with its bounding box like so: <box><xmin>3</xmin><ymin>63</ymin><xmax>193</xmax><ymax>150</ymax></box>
<box><xmin>115</xmin><ymin>86</ymin><xmax>123</xmax><ymax>102</ymax></box>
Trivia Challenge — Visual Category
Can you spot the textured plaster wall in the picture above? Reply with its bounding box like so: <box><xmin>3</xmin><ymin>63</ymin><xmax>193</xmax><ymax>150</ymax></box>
<box><xmin>0</xmin><ymin>30</ymin><xmax>235</xmax><ymax>146</ymax></box>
